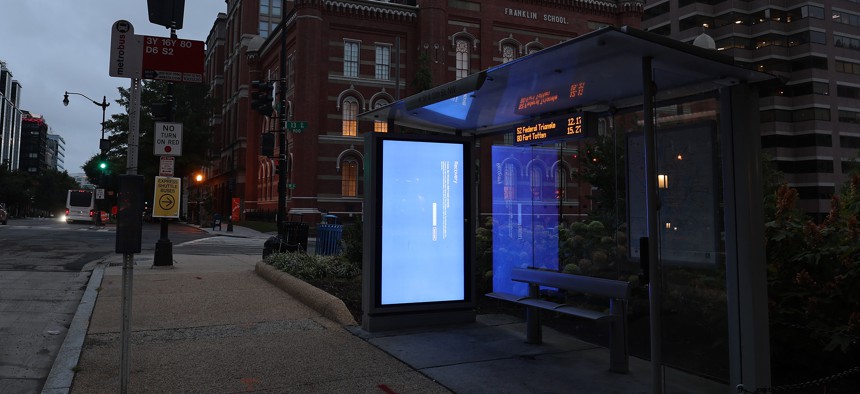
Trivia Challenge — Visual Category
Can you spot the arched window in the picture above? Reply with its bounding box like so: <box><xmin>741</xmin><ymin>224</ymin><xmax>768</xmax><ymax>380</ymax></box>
<box><xmin>374</xmin><ymin>100</ymin><xmax>389</xmax><ymax>133</ymax></box>
<box><xmin>456</xmin><ymin>38</ymin><xmax>470</xmax><ymax>80</ymax></box>
<box><xmin>526</xmin><ymin>42</ymin><xmax>543</xmax><ymax>55</ymax></box>
<box><xmin>341</xmin><ymin>158</ymin><xmax>359</xmax><ymax>197</ymax></box>
<box><xmin>555</xmin><ymin>166</ymin><xmax>567</xmax><ymax>201</ymax></box>
<box><xmin>502</xmin><ymin>43</ymin><xmax>517</xmax><ymax>63</ymax></box>
<box><xmin>503</xmin><ymin>162</ymin><xmax>517</xmax><ymax>201</ymax></box>
<box><xmin>342</xmin><ymin>97</ymin><xmax>358</xmax><ymax>136</ymax></box>
<box><xmin>530</xmin><ymin>166</ymin><xmax>543</xmax><ymax>200</ymax></box>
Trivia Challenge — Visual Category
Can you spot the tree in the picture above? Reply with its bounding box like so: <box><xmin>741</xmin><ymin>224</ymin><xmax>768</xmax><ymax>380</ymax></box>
<box><xmin>765</xmin><ymin>163</ymin><xmax>860</xmax><ymax>386</ymax></box>
<box><xmin>412</xmin><ymin>52</ymin><xmax>433</xmax><ymax>93</ymax></box>
<box><xmin>574</xmin><ymin>130</ymin><xmax>626</xmax><ymax>226</ymax></box>
<box><xmin>97</xmin><ymin>80</ymin><xmax>211</xmax><ymax>203</ymax></box>
<box><xmin>0</xmin><ymin>165</ymin><xmax>77</xmax><ymax>217</ymax></box>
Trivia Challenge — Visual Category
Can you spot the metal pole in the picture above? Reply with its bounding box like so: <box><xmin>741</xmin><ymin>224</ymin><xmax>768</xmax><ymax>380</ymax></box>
<box><xmin>154</xmin><ymin>27</ymin><xmax>177</xmax><ymax>267</ymax></box>
<box><xmin>277</xmin><ymin>0</ymin><xmax>288</xmax><ymax>239</ymax></box>
<box><xmin>642</xmin><ymin>56</ymin><xmax>664</xmax><ymax>393</ymax></box>
<box><xmin>63</xmin><ymin>91</ymin><xmax>111</xmax><ymax>225</ymax></box>
<box><xmin>120</xmin><ymin>77</ymin><xmax>142</xmax><ymax>394</ymax></box>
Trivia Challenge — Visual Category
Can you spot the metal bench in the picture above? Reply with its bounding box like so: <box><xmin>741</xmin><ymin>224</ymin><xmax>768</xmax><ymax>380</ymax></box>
<box><xmin>486</xmin><ymin>268</ymin><xmax>632</xmax><ymax>373</ymax></box>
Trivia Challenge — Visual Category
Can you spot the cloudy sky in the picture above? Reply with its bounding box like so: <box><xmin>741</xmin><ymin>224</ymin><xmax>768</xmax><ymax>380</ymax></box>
<box><xmin>1</xmin><ymin>0</ymin><xmax>225</xmax><ymax>174</ymax></box>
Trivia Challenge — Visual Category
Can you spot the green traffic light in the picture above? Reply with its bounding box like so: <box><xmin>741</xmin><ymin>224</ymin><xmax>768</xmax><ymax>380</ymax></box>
<box><xmin>99</xmin><ymin>161</ymin><xmax>107</xmax><ymax>170</ymax></box>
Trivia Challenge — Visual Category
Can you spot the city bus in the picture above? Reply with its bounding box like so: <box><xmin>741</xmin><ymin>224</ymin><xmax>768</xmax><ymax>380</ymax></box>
<box><xmin>65</xmin><ymin>189</ymin><xmax>95</xmax><ymax>224</ymax></box>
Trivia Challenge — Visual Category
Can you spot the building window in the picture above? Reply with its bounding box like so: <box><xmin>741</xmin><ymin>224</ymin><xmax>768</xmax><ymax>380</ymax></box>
<box><xmin>342</xmin><ymin>98</ymin><xmax>358</xmax><ymax>136</ymax></box>
<box><xmin>527</xmin><ymin>45</ymin><xmax>543</xmax><ymax>55</ymax></box>
<box><xmin>374</xmin><ymin>100</ymin><xmax>389</xmax><ymax>133</ymax></box>
<box><xmin>835</xmin><ymin>34</ymin><xmax>860</xmax><ymax>51</ymax></box>
<box><xmin>839</xmin><ymin>109</ymin><xmax>860</xmax><ymax>124</ymax></box>
<box><xmin>792</xmin><ymin>107</ymin><xmax>831</xmax><ymax>122</ymax></box>
<box><xmin>503</xmin><ymin>162</ymin><xmax>517</xmax><ymax>201</ymax></box>
<box><xmin>342</xmin><ymin>159</ymin><xmax>358</xmax><ymax>197</ymax></box>
<box><xmin>833</xmin><ymin>10</ymin><xmax>860</xmax><ymax>27</ymax></box>
<box><xmin>502</xmin><ymin>44</ymin><xmax>516</xmax><ymax>63</ymax></box>
<box><xmin>344</xmin><ymin>41</ymin><xmax>359</xmax><ymax>78</ymax></box>
<box><xmin>530</xmin><ymin>166</ymin><xmax>543</xmax><ymax>200</ymax></box>
<box><xmin>455</xmin><ymin>39</ymin><xmax>470</xmax><ymax>80</ymax></box>
<box><xmin>375</xmin><ymin>45</ymin><xmax>390</xmax><ymax>80</ymax></box>
<box><xmin>837</xmin><ymin>84</ymin><xmax>860</xmax><ymax>99</ymax></box>
<box><xmin>836</xmin><ymin>60</ymin><xmax>860</xmax><ymax>75</ymax></box>
<box><xmin>258</xmin><ymin>0</ymin><xmax>281</xmax><ymax>38</ymax></box>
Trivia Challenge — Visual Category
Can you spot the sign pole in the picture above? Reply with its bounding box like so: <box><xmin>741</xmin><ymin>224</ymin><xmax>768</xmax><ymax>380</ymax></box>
<box><xmin>153</xmin><ymin>26</ymin><xmax>179</xmax><ymax>267</ymax></box>
<box><xmin>119</xmin><ymin>76</ymin><xmax>142</xmax><ymax>394</ymax></box>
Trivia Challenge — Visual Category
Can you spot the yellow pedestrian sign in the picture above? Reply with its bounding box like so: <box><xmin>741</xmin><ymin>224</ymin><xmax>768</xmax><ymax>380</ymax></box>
<box><xmin>153</xmin><ymin>176</ymin><xmax>181</xmax><ymax>218</ymax></box>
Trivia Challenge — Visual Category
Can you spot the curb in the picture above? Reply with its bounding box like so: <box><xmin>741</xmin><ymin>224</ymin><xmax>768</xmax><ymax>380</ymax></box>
<box><xmin>42</xmin><ymin>262</ymin><xmax>106</xmax><ymax>394</ymax></box>
<box><xmin>254</xmin><ymin>261</ymin><xmax>357</xmax><ymax>326</ymax></box>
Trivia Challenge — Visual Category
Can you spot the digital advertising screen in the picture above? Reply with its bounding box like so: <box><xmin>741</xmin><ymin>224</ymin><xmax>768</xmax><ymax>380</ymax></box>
<box><xmin>379</xmin><ymin>139</ymin><xmax>466</xmax><ymax>305</ymax></box>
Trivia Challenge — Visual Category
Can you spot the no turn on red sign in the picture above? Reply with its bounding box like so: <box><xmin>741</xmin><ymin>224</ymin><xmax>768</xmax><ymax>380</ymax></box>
<box><xmin>154</xmin><ymin>122</ymin><xmax>183</xmax><ymax>156</ymax></box>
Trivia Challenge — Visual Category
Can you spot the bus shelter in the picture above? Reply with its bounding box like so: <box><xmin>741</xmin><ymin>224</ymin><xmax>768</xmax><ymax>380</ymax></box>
<box><xmin>362</xmin><ymin>26</ymin><xmax>775</xmax><ymax>392</ymax></box>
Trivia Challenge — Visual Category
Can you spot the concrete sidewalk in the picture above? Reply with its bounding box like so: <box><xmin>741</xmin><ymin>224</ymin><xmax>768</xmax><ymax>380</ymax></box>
<box><xmin>44</xmin><ymin>224</ymin><xmax>727</xmax><ymax>393</ymax></box>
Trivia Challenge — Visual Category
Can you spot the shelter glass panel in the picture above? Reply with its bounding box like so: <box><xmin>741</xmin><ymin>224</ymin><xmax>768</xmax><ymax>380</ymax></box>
<box><xmin>481</xmin><ymin>98</ymin><xmax>730</xmax><ymax>382</ymax></box>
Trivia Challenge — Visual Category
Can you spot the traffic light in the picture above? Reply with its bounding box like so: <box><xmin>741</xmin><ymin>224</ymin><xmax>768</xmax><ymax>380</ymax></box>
<box><xmin>261</xmin><ymin>133</ymin><xmax>275</xmax><ymax>157</ymax></box>
<box><xmin>151</xmin><ymin>102</ymin><xmax>173</xmax><ymax>121</ymax></box>
<box><xmin>250</xmin><ymin>80</ymin><xmax>274</xmax><ymax>117</ymax></box>
<box><xmin>98</xmin><ymin>157</ymin><xmax>109</xmax><ymax>172</ymax></box>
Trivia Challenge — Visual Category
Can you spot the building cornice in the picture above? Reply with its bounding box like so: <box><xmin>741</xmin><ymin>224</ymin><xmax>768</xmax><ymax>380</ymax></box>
<box><xmin>324</xmin><ymin>0</ymin><xmax>418</xmax><ymax>21</ymax></box>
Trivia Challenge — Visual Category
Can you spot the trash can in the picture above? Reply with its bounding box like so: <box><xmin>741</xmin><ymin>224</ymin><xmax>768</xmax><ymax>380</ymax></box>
<box><xmin>262</xmin><ymin>221</ymin><xmax>310</xmax><ymax>258</ymax></box>
<box><xmin>283</xmin><ymin>221</ymin><xmax>309</xmax><ymax>252</ymax></box>
<box><xmin>315</xmin><ymin>223</ymin><xmax>343</xmax><ymax>256</ymax></box>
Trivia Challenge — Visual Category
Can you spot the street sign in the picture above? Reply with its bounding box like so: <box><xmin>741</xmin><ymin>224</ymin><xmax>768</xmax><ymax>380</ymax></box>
<box><xmin>96</xmin><ymin>188</ymin><xmax>105</xmax><ymax>200</ymax></box>
<box><xmin>154</xmin><ymin>122</ymin><xmax>183</xmax><ymax>156</ymax></box>
<box><xmin>159</xmin><ymin>156</ymin><xmax>175</xmax><ymax>176</ymax></box>
<box><xmin>109</xmin><ymin>20</ymin><xmax>143</xmax><ymax>78</ymax></box>
<box><xmin>142</xmin><ymin>35</ymin><xmax>204</xmax><ymax>83</ymax></box>
<box><xmin>152</xmin><ymin>176</ymin><xmax>181</xmax><ymax>218</ymax></box>
<box><xmin>109</xmin><ymin>20</ymin><xmax>204</xmax><ymax>83</ymax></box>
<box><xmin>286</xmin><ymin>121</ymin><xmax>308</xmax><ymax>132</ymax></box>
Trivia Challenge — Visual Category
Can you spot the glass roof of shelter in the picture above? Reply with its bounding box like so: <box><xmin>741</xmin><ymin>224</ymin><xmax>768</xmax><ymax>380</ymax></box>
<box><xmin>361</xmin><ymin>26</ymin><xmax>775</xmax><ymax>135</ymax></box>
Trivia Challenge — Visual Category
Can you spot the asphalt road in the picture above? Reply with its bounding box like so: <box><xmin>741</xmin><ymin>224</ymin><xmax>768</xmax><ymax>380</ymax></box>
<box><xmin>0</xmin><ymin>217</ymin><xmax>236</xmax><ymax>393</ymax></box>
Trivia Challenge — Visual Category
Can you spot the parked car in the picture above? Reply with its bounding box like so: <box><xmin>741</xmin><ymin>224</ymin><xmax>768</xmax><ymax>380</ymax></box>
<box><xmin>0</xmin><ymin>203</ymin><xmax>8</xmax><ymax>225</ymax></box>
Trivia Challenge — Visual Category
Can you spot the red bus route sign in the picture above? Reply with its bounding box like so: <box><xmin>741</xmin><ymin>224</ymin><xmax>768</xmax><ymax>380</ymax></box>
<box><xmin>109</xmin><ymin>20</ymin><xmax>204</xmax><ymax>83</ymax></box>
<box><xmin>142</xmin><ymin>36</ymin><xmax>204</xmax><ymax>83</ymax></box>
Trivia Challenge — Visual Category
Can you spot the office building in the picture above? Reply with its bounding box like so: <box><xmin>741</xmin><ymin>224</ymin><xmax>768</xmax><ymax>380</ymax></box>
<box><xmin>46</xmin><ymin>133</ymin><xmax>66</xmax><ymax>171</ymax></box>
<box><xmin>0</xmin><ymin>61</ymin><xmax>23</xmax><ymax>171</ymax></box>
<box><xmin>642</xmin><ymin>0</ymin><xmax>860</xmax><ymax>216</ymax></box>
<box><xmin>19</xmin><ymin>111</ymin><xmax>49</xmax><ymax>174</ymax></box>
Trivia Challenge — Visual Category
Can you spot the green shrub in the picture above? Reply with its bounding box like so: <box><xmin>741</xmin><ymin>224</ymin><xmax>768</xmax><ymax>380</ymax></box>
<box><xmin>765</xmin><ymin>174</ymin><xmax>860</xmax><ymax>383</ymax></box>
<box><xmin>264</xmin><ymin>252</ymin><xmax>359</xmax><ymax>281</ymax></box>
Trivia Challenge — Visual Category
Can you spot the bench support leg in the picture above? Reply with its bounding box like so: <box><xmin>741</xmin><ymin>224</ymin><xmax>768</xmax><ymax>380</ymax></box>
<box><xmin>526</xmin><ymin>306</ymin><xmax>542</xmax><ymax>344</ymax></box>
<box><xmin>609</xmin><ymin>299</ymin><xmax>629</xmax><ymax>373</ymax></box>
<box><xmin>525</xmin><ymin>283</ymin><xmax>542</xmax><ymax>344</ymax></box>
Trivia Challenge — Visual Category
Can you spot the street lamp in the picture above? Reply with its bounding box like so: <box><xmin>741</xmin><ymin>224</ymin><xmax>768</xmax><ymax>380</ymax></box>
<box><xmin>194</xmin><ymin>173</ymin><xmax>204</xmax><ymax>225</ymax></box>
<box><xmin>64</xmin><ymin>91</ymin><xmax>110</xmax><ymax>226</ymax></box>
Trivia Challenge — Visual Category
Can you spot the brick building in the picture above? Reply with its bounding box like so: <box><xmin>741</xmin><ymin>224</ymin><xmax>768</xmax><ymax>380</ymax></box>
<box><xmin>205</xmin><ymin>0</ymin><xmax>643</xmax><ymax>225</ymax></box>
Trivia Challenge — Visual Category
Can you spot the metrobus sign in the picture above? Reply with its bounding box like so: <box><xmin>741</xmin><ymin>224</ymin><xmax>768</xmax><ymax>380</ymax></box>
<box><xmin>109</xmin><ymin>20</ymin><xmax>203</xmax><ymax>83</ymax></box>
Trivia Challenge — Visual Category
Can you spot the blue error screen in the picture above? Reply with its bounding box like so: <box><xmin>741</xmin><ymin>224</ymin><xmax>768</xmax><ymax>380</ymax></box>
<box><xmin>380</xmin><ymin>139</ymin><xmax>465</xmax><ymax>305</ymax></box>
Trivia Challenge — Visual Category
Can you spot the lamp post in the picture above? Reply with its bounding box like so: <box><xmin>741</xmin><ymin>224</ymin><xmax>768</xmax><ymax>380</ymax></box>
<box><xmin>64</xmin><ymin>91</ymin><xmax>110</xmax><ymax>226</ymax></box>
